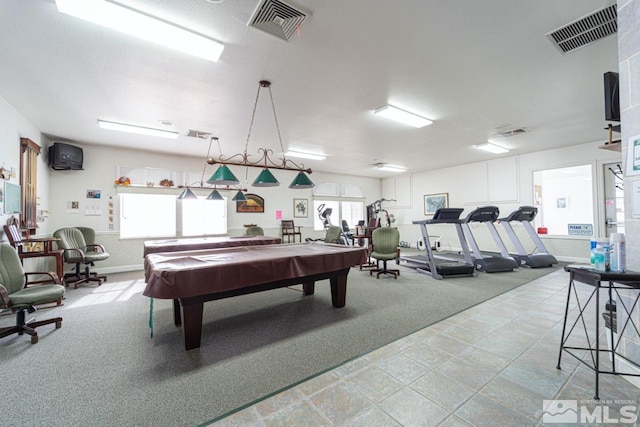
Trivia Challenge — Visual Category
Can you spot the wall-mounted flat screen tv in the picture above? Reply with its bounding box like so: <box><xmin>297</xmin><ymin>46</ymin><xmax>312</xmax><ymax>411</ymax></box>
<box><xmin>48</xmin><ymin>142</ymin><xmax>84</xmax><ymax>170</ymax></box>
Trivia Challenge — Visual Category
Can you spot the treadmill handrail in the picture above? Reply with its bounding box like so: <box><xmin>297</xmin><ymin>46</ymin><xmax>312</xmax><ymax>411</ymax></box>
<box><xmin>413</xmin><ymin>219</ymin><xmax>464</xmax><ymax>225</ymax></box>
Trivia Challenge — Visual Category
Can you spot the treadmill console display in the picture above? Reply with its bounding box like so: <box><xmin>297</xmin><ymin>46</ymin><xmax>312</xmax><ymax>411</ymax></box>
<box><xmin>432</xmin><ymin>208</ymin><xmax>464</xmax><ymax>221</ymax></box>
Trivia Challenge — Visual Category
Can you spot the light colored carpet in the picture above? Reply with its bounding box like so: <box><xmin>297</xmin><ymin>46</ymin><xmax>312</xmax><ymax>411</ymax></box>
<box><xmin>0</xmin><ymin>258</ymin><xmax>560</xmax><ymax>426</ymax></box>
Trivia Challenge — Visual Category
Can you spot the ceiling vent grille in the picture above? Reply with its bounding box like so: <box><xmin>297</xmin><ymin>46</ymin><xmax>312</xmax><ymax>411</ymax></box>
<box><xmin>546</xmin><ymin>4</ymin><xmax>617</xmax><ymax>54</ymax></box>
<box><xmin>248</xmin><ymin>0</ymin><xmax>308</xmax><ymax>41</ymax></box>
<box><xmin>186</xmin><ymin>130</ymin><xmax>212</xmax><ymax>139</ymax></box>
<box><xmin>496</xmin><ymin>128</ymin><xmax>527</xmax><ymax>138</ymax></box>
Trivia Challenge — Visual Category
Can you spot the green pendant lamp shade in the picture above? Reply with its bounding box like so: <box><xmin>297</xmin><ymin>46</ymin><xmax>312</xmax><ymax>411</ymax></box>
<box><xmin>207</xmin><ymin>164</ymin><xmax>240</xmax><ymax>186</ymax></box>
<box><xmin>288</xmin><ymin>172</ymin><xmax>314</xmax><ymax>189</ymax></box>
<box><xmin>206</xmin><ymin>189</ymin><xmax>224</xmax><ymax>200</ymax></box>
<box><xmin>177</xmin><ymin>188</ymin><xmax>198</xmax><ymax>200</ymax></box>
<box><xmin>252</xmin><ymin>168</ymin><xmax>280</xmax><ymax>187</ymax></box>
<box><xmin>232</xmin><ymin>190</ymin><xmax>247</xmax><ymax>201</ymax></box>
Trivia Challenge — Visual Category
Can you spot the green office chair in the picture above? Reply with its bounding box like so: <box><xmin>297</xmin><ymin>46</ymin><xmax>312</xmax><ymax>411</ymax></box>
<box><xmin>0</xmin><ymin>243</ymin><xmax>65</xmax><ymax>344</ymax></box>
<box><xmin>53</xmin><ymin>227</ymin><xmax>109</xmax><ymax>288</ymax></box>
<box><xmin>245</xmin><ymin>226</ymin><xmax>264</xmax><ymax>236</ymax></box>
<box><xmin>370</xmin><ymin>227</ymin><xmax>401</xmax><ymax>279</ymax></box>
<box><xmin>324</xmin><ymin>225</ymin><xmax>343</xmax><ymax>244</ymax></box>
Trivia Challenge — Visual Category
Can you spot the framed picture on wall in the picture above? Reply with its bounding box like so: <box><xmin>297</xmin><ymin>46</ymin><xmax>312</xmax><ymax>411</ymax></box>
<box><xmin>556</xmin><ymin>196</ymin><xmax>568</xmax><ymax>209</ymax></box>
<box><xmin>236</xmin><ymin>193</ymin><xmax>265</xmax><ymax>213</ymax></box>
<box><xmin>294</xmin><ymin>198</ymin><xmax>308</xmax><ymax>218</ymax></box>
<box><xmin>424</xmin><ymin>193</ymin><xmax>448</xmax><ymax>215</ymax></box>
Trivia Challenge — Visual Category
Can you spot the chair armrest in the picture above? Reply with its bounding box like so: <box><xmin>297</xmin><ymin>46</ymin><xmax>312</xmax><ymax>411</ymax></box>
<box><xmin>24</xmin><ymin>271</ymin><xmax>62</xmax><ymax>285</ymax></box>
<box><xmin>87</xmin><ymin>243</ymin><xmax>107</xmax><ymax>253</ymax></box>
<box><xmin>0</xmin><ymin>284</ymin><xmax>11</xmax><ymax>308</ymax></box>
<box><xmin>61</xmin><ymin>247</ymin><xmax>87</xmax><ymax>260</ymax></box>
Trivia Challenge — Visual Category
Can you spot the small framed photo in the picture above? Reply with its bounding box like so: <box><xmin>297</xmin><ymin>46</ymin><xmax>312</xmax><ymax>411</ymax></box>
<box><xmin>86</xmin><ymin>189</ymin><xmax>101</xmax><ymax>199</ymax></box>
<box><xmin>556</xmin><ymin>196</ymin><xmax>568</xmax><ymax>209</ymax></box>
<box><xmin>424</xmin><ymin>193</ymin><xmax>449</xmax><ymax>215</ymax></box>
<box><xmin>294</xmin><ymin>198</ymin><xmax>308</xmax><ymax>218</ymax></box>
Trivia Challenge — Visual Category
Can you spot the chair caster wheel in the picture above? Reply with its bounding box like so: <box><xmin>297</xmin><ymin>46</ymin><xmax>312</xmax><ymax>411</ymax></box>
<box><xmin>55</xmin><ymin>320</ymin><xmax>62</xmax><ymax>329</ymax></box>
<box><xmin>31</xmin><ymin>335</ymin><xmax>39</xmax><ymax>344</ymax></box>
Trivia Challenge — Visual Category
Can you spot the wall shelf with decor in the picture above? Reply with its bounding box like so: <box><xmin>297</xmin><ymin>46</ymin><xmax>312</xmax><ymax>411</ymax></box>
<box><xmin>115</xmin><ymin>166</ymin><xmax>201</xmax><ymax>189</ymax></box>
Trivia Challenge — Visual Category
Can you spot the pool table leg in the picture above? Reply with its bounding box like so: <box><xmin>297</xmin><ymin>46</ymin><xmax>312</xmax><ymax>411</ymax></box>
<box><xmin>181</xmin><ymin>301</ymin><xmax>204</xmax><ymax>351</ymax></box>
<box><xmin>302</xmin><ymin>282</ymin><xmax>315</xmax><ymax>295</ymax></box>
<box><xmin>173</xmin><ymin>299</ymin><xmax>181</xmax><ymax>325</ymax></box>
<box><xmin>330</xmin><ymin>273</ymin><xmax>347</xmax><ymax>308</ymax></box>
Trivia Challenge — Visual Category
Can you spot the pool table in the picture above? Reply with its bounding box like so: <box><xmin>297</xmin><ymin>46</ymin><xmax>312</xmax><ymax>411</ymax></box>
<box><xmin>144</xmin><ymin>242</ymin><xmax>367</xmax><ymax>350</ymax></box>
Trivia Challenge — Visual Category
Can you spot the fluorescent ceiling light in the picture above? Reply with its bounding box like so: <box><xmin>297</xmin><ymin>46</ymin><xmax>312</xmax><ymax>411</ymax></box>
<box><xmin>55</xmin><ymin>0</ymin><xmax>224</xmax><ymax>62</ymax></box>
<box><xmin>374</xmin><ymin>105</ymin><xmax>433</xmax><ymax>128</ymax></box>
<box><xmin>475</xmin><ymin>142</ymin><xmax>509</xmax><ymax>154</ymax></box>
<box><xmin>377</xmin><ymin>165</ymin><xmax>407</xmax><ymax>172</ymax></box>
<box><xmin>285</xmin><ymin>150</ymin><xmax>327</xmax><ymax>160</ymax></box>
<box><xmin>98</xmin><ymin>120</ymin><xmax>179</xmax><ymax>139</ymax></box>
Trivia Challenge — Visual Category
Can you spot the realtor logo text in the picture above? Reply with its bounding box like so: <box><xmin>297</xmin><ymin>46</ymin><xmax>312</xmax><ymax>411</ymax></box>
<box><xmin>543</xmin><ymin>400</ymin><xmax>638</xmax><ymax>424</ymax></box>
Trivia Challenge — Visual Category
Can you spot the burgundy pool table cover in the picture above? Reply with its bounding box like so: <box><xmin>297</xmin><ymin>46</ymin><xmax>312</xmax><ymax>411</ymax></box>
<box><xmin>143</xmin><ymin>242</ymin><xmax>367</xmax><ymax>300</ymax></box>
<box><xmin>143</xmin><ymin>235</ymin><xmax>282</xmax><ymax>257</ymax></box>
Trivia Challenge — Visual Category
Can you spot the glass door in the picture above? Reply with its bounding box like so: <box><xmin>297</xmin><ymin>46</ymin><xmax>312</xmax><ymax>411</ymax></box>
<box><xmin>603</xmin><ymin>162</ymin><xmax>624</xmax><ymax>238</ymax></box>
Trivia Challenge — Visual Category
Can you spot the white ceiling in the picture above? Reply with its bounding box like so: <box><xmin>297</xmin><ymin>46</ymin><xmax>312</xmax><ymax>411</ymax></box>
<box><xmin>0</xmin><ymin>0</ymin><xmax>619</xmax><ymax>178</ymax></box>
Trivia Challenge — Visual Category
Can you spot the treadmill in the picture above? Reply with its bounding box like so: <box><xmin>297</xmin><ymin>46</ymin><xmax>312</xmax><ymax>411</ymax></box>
<box><xmin>458</xmin><ymin>206</ymin><xmax>519</xmax><ymax>273</ymax></box>
<box><xmin>400</xmin><ymin>208</ymin><xmax>476</xmax><ymax>279</ymax></box>
<box><xmin>498</xmin><ymin>206</ymin><xmax>558</xmax><ymax>268</ymax></box>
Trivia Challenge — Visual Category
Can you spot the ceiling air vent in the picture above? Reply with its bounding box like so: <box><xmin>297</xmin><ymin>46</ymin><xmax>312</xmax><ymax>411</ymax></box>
<box><xmin>496</xmin><ymin>128</ymin><xmax>527</xmax><ymax>138</ymax></box>
<box><xmin>186</xmin><ymin>130</ymin><xmax>212</xmax><ymax>139</ymax></box>
<box><xmin>248</xmin><ymin>0</ymin><xmax>308</xmax><ymax>41</ymax></box>
<box><xmin>546</xmin><ymin>4</ymin><xmax>617</xmax><ymax>54</ymax></box>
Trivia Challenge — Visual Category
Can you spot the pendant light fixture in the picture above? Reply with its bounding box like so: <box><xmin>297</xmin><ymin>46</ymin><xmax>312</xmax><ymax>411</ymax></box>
<box><xmin>178</xmin><ymin>188</ymin><xmax>198</xmax><ymax>199</ymax></box>
<box><xmin>232</xmin><ymin>190</ymin><xmax>247</xmax><ymax>202</ymax></box>
<box><xmin>206</xmin><ymin>189</ymin><xmax>224</xmax><ymax>200</ymax></box>
<box><xmin>177</xmin><ymin>135</ymin><xmax>247</xmax><ymax>200</ymax></box>
<box><xmin>206</xmin><ymin>80</ymin><xmax>314</xmax><ymax>189</ymax></box>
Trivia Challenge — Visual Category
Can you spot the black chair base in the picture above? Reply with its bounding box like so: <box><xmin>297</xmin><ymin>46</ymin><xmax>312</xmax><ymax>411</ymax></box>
<box><xmin>64</xmin><ymin>274</ymin><xmax>106</xmax><ymax>288</ymax></box>
<box><xmin>0</xmin><ymin>307</ymin><xmax>62</xmax><ymax>344</ymax></box>
<box><xmin>369</xmin><ymin>260</ymin><xmax>400</xmax><ymax>279</ymax></box>
<box><xmin>64</xmin><ymin>263</ymin><xmax>107</xmax><ymax>288</ymax></box>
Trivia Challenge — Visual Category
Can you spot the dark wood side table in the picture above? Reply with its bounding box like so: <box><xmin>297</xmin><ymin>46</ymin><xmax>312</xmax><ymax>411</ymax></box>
<box><xmin>20</xmin><ymin>237</ymin><xmax>64</xmax><ymax>285</ymax></box>
<box><xmin>557</xmin><ymin>265</ymin><xmax>640</xmax><ymax>399</ymax></box>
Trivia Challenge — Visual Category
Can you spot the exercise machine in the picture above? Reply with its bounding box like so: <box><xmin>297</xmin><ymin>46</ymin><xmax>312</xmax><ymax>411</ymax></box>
<box><xmin>317</xmin><ymin>204</ymin><xmax>333</xmax><ymax>229</ymax></box>
<box><xmin>367</xmin><ymin>198</ymin><xmax>396</xmax><ymax>227</ymax></box>
<box><xmin>498</xmin><ymin>206</ymin><xmax>557</xmax><ymax>268</ymax></box>
<box><xmin>458</xmin><ymin>206</ymin><xmax>519</xmax><ymax>273</ymax></box>
<box><xmin>399</xmin><ymin>208</ymin><xmax>476</xmax><ymax>279</ymax></box>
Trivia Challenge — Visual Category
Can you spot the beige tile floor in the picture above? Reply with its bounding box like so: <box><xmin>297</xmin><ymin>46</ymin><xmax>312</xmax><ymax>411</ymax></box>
<box><xmin>211</xmin><ymin>269</ymin><xmax>640</xmax><ymax>427</ymax></box>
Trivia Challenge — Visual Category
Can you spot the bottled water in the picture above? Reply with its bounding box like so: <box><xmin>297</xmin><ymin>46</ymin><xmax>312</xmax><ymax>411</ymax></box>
<box><xmin>610</xmin><ymin>233</ymin><xmax>626</xmax><ymax>272</ymax></box>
